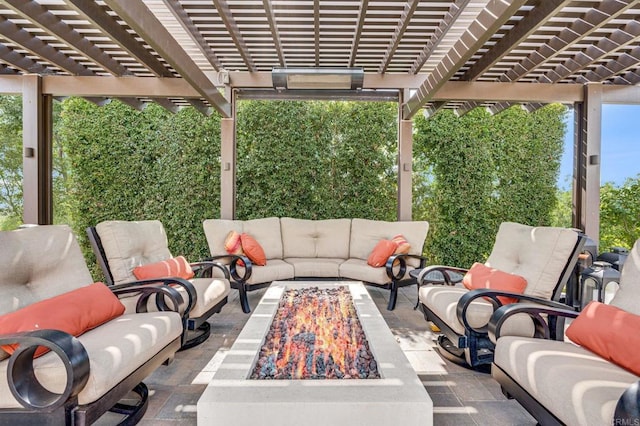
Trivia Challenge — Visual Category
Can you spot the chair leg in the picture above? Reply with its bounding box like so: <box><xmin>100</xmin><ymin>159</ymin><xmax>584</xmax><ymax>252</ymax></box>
<box><xmin>180</xmin><ymin>322</ymin><xmax>211</xmax><ymax>351</ymax></box>
<box><xmin>106</xmin><ymin>382</ymin><xmax>149</xmax><ymax>426</ymax></box>
<box><xmin>387</xmin><ymin>281</ymin><xmax>398</xmax><ymax>311</ymax></box>
<box><xmin>239</xmin><ymin>284</ymin><xmax>251</xmax><ymax>314</ymax></box>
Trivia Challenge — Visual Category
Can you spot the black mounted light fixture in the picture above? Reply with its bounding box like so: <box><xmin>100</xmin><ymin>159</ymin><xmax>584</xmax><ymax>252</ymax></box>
<box><xmin>272</xmin><ymin>67</ymin><xmax>364</xmax><ymax>90</ymax></box>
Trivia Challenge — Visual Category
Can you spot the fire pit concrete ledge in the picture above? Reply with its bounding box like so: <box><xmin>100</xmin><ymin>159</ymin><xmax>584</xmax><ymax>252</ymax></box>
<box><xmin>197</xmin><ymin>281</ymin><xmax>433</xmax><ymax>426</ymax></box>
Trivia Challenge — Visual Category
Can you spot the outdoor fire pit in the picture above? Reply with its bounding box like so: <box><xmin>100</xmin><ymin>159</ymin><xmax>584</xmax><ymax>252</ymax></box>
<box><xmin>197</xmin><ymin>281</ymin><xmax>432</xmax><ymax>426</ymax></box>
<box><xmin>251</xmin><ymin>286</ymin><xmax>379</xmax><ymax>380</ymax></box>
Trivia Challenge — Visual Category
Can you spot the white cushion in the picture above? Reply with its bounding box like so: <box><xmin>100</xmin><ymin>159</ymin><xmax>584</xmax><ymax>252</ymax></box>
<box><xmin>349</xmin><ymin>219</ymin><xmax>428</xmax><ymax>267</ymax></box>
<box><xmin>610</xmin><ymin>238</ymin><xmax>640</xmax><ymax>315</ymax></box>
<box><xmin>284</xmin><ymin>258</ymin><xmax>344</xmax><ymax>277</ymax></box>
<box><xmin>280</xmin><ymin>217</ymin><xmax>351</xmax><ymax>259</ymax></box>
<box><xmin>188</xmin><ymin>278</ymin><xmax>230</xmax><ymax>317</ymax></box>
<box><xmin>241</xmin><ymin>260</ymin><xmax>295</xmax><ymax>285</ymax></box>
<box><xmin>419</xmin><ymin>285</ymin><xmax>534</xmax><ymax>336</ymax></box>
<box><xmin>0</xmin><ymin>225</ymin><xmax>94</xmax><ymax>314</ymax></box>
<box><xmin>494</xmin><ymin>336</ymin><xmax>639</xmax><ymax>426</ymax></box>
<box><xmin>486</xmin><ymin>222</ymin><xmax>579</xmax><ymax>300</ymax></box>
<box><xmin>203</xmin><ymin>217</ymin><xmax>283</xmax><ymax>260</ymax></box>
<box><xmin>0</xmin><ymin>312</ymin><xmax>182</xmax><ymax>408</ymax></box>
<box><xmin>96</xmin><ymin>220</ymin><xmax>172</xmax><ymax>285</ymax></box>
<box><xmin>339</xmin><ymin>258</ymin><xmax>413</xmax><ymax>285</ymax></box>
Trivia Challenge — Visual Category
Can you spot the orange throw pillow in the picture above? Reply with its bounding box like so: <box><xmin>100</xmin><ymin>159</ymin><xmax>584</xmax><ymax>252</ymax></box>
<box><xmin>462</xmin><ymin>262</ymin><xmax>527</xmax><ymax>305</ymax></box>
<box><xmin>224</xmin><ymin>230</ymin><xmax>244</xmax><ymax>256</ymax></box>
<box><xmin>224</xmin><ymin>230</ymin><xmax>245</xmax><ymax>266</ymax></box>
<box><xmin>133</xmin><ymin>255</ymin><xmax>195</xmax><ymax>280</ymax></box>
<box><xmin>0</xmin><ymin>282</ymin><xmax>125</xmax><ymax>357</ymax></box>
<box><xmin>392</xmin><ymin>234</ymin><xmax>411</xmax><ymax>254</ymax></box>
<box><xmin>566</xmin><ymin>301</ymin><xmax>640</xmax><ymax>376</ymax></box>
<box><xmin>367</xmin><ymin>239</ymin><xmax>398</xmax><ymax>267</ymax></box>
<box><xmin>240</xmin><ymin>233</ymin><xmax>267</xmax><ymax>266</ymax></box>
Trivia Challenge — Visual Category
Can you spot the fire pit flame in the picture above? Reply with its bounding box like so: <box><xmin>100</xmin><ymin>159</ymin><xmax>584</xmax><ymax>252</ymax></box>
<box><xmin>251</xmin><ymin>286</ymin><xmax>380</xmax><ymax>380</ymax></box>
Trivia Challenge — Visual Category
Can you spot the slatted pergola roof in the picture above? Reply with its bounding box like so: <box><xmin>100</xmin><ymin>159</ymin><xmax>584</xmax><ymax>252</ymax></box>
<box><xmin>1</xmin><ymin>0</ymin><xmax>639</xmax><ymax>118</ymax></box>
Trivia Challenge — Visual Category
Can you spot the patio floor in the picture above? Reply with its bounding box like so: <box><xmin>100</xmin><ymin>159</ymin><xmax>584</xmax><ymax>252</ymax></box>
<box><xmin>130</xmin><ymin>284</ymin><xmax>536</xmax><ymax>426</ymax></box>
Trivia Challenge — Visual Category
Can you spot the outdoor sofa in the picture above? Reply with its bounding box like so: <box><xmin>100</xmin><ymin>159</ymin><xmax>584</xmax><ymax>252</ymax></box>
<box><xmin>203</xmin><ymin>217</ymin><xmax>429</xmax><ymax>312</ymax></box>
<box><xmin>489</xmin><ymin>237</ymin><xmax>640</xmax><ymax>425</ymax></box>
<box><xmin>0</xmin><ymin>225</ymin><xmax>184</xmax><ymax>425</ymax></box>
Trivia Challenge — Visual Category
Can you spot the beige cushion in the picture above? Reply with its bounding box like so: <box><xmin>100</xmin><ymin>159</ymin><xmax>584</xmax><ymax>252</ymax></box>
<box><xmin>203</xmin><ymin>217</ymin><xmax>283</xmax><ymax>260</ymax></box>
<box><xmin>339</xmin><ymin>258</ymin><xmax>413</xmax><ymax>285</ymax></box>
<box><xmin>0</xmin><ymin>311</ymin><xmax>182</xmax><ymax>408</ymax></box>
<box><xmin>0</xmin><ymin>225</ymin><xmax>94</xmax><ymax>314</ymax></box>
<box><xmin>284</xmin><ymin>258</ymin><xmax>344</xmax><ymax>277</ymax></box>
<box><xmin>349</xmin><ymin>219</ymin><xmax>428</xmax><ymax>267</ymax></box>
<box><xmin>96</xmin><ymin>220</ymin><xmax>231</xmax><ymax>316</ymax></box>
<box><xmin>610</xmin><ymin>238</ymin><xmax>640</xmax><ymax>315</ymax></box>
<box><xmin>188</xmin><ymin>278</ymin><xmax>230</xmax><ymax>317</ymax></box>
<box><xmin>420</xmin><ymin>285</ymin><xmax>492</xmax><ymax>335</ymax></box>
<box><xmin>494</xmin><ymin>336</ymin><xmax>639</xmax><ymax>426</ymax></box>
<box><xmin>486</xmin><ymin>222</ymin><xmax>579</xmax><ymax>300</ymax></box>
<box><xmin>96</xmin><ymin>220</ymin><xmax>172</xmax><ymax>285</ymax></box>
<box><xmin>239</xmin><ymin>259</ymin><xmax>295</xmax><ymax>286</ymax></box>
<box><xmin>280</xmin><ymin>218</ymin><xmax>351</xmax><ymax>259</ymax></box>
<box><xmin>419</xmin><ymin>285</ymin><xmax>534</xmax><ymax>336</ymax></box>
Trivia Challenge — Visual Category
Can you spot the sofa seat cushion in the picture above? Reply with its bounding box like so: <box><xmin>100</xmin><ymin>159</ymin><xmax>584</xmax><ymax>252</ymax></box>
<box><xmin>281</xmin><ymin>218</ymin><xmax>352</xmax><ymax>259</ymax></box>
<box><xmin>349</xmin><ymin>219</ymin><xmax>428</xmax><ymax>267</ymax></box>
<box><xmin>0</xmin><ymin>311</ymin><xmax>182</xmax><ymax>408</ymax></box>
<box><xmin>494</xmin><ymin>336</ymin><xmax>639</xmax><ymax>426</ymax></box>
<box><xmin>116</xmin><ymin>278</ymin><xmax>230</xmax><ymax>318</ymax></box>
<box><xmin>284</xmin><ymin>258</ymin><xmax>344</xmax><ymax>277</ymax></box>
<box><xmin>419</xmin><ymin>285</ymin><xmax>534</xmax><ymax>336</ymax></box>
<box><xmin>339</xmin><ymin>258</ymin><xmax>411</xmax><ymax>285</ymax></box>
<box><xmin>240</xmin><ymin>260</ymin><xmax>295</xmax><ymax>286</ymax></box>
<box><xmin>188</xmin><ymin>278</ymin><xmax>231</xmax><ymax>318</ymax></box>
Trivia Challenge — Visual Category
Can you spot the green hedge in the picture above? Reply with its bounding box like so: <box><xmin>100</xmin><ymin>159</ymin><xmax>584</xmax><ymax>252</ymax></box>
<box><xmin>60</xmin><ymin>97</ymin><xmax>565</xmax><ymax>276</ymax></box>
<box><xmin>236</xmin><ymin>100</ymin><xmax>398</xmax><ymax>220</ymax></box>
<box><xmin>413</xmin><ymin>104</ymin><xmax>566</xmax><ymax>267</ymax></box>
<box><xmin>61</xmin><ymin>98</ymin><xmax>221</xmax><ymax>276</ymax></box>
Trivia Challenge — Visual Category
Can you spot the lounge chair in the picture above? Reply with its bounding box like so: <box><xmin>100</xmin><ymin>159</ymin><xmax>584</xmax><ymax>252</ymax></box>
<box><xmin>87</xmin><ymin>220</ymin><xmax>231</xmax><ymax>350</ymax></box>
<box><xmin>0</xmin><ymin>225</ymin><xmax>184</xmax><ymax>425</ymax></box>
<box><xmin>489</xmin><ymin>238</ymin><xmax>640</xmax><ymax>425</ymax></box>
<box><xmin>416</xmin><ymin>222</ymin><xmax>586</xmax><ymax>368</ymax></box>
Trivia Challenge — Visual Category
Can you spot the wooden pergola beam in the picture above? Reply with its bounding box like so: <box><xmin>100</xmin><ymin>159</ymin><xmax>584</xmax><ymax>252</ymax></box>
<box><xmin>403</xmin><ymin>0</ymin><xmax>527</xmax><ymax>119</ymax></box>
<box><xmin>104</xmin><ymin>0</ymin><xmax>231</xmax><ymax>117</ymax></box>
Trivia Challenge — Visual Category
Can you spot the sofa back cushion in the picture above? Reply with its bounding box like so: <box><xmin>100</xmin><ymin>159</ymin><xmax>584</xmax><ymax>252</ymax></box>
<box><xmin>95</xmin><ymin>220</ymin><xmax>172</xmax><ymax>285</ymax></box>
<box><xmin>486</xmin><ymin>222</ymin><xmax>579</xmax><ymax>301</ymax></box>
<box><xmin>610</xmin><ymin>238</ymin><xmax>640</xmax><ymax>315</ymax></box>
<box><xmin>281</xmin><ymin>218</ymin><xmax>351</xmax><ymax>259</ymax></box>
<box><xmin>349</xmin><ymin>219</ymin><xmax>429</xmax><ymax>267</ymax></box>
<box><xmin>203</xmin><ymin>217</ymin><xmax>283</xmax><ymax>260</ymax></box>
<box><xmin>0</xmin><ymin>225</ymin><xmax>94</xmax><ymax>316</ymax></box>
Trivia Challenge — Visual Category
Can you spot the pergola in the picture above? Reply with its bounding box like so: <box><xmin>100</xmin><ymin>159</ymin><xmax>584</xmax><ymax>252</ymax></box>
<box><xmin>1</xmin><ymin>0</ymin><xmax>639</xmax><ymax>246</ymax></box>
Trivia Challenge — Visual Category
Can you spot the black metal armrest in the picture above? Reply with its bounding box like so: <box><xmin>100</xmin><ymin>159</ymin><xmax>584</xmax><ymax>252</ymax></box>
<box><xmin>111</xmin><ymin>281</ymin><xmax>187</xmax><ymax>317</ymax></box>
<box><xmin>487</xmin><ymin>302</ymin><xmax>579</xmax><ymax>343</ymax></box>
<box><xmin>190</xmin><ymin>260</ymin><xmax>231</xmax><ymax>280</ymax></box>
<box><xmin>416</xmin><ymin>265</ymin><xmax>468</xmax><ymax>287</ymax></box>
<box><xmin>0</xmin><ymin>329</ymin><xmax>89</xmax><ymax>411</ymax></box>
<box><xmin>385</xmin><ymin>254</ymin><xmax>428</xmax><ymax>280</ymax></box>
<box><xmin>203</xmin><ymin>255</ymin><xmax>253</xmax><ymax>283</ymax></box>
<box><xmin>457</xmin><ymin>290</ymin><xmax>573</xmax><ymax>335</ymax></box>
<box><xmin>615</xmin><ymin>381</ymin><xmax>640</xmax><ymax>424</ymax></box>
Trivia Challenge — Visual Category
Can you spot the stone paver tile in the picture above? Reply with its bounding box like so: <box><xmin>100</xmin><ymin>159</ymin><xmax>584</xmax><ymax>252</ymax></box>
<box><xmin>467</xmin><ymin>400</ymin><xmax>537</xmax><ymax>425</ymax></box>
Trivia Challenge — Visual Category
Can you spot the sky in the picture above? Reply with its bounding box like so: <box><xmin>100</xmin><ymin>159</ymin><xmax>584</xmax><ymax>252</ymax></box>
<box><xmin>558</xmin><ymin>104</ymin><xmax>640</xmax><ymax>190</ymax></box>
